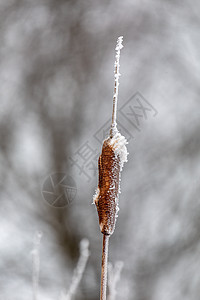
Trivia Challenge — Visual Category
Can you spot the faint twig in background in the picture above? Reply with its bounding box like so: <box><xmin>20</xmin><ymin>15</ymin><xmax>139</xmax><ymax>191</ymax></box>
<box><xmin>59</xmin><ymin>238</ymin><xmax>90</xmax><ymax>300</ymax></box>
<box><xmin>107</xmin><ymin>261</ymin><xmax>124</xmax><ymax>300</ymax></box>
<box><xmin>31</xmin><ymin>231</ymin><xmax>43</xmax><ymax>300</ymax></box>
<box><xmin>93</xmin><ymin>36</ymin><xmax>128</xmax><ymax>300</ymax></box>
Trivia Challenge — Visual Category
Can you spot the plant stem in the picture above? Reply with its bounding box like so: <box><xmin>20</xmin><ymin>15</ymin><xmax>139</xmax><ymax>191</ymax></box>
<box><xmin>100</xmin><ymin>234</ymin><xmax>110</xmax><ymax>300</ymax></box>
<box><xmin>110</xmin><ymin>36</ymin><xmax>123</xmax><ymax>138</ymax></box>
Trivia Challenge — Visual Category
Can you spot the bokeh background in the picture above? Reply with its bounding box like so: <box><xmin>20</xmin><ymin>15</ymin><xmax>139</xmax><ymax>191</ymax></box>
<box><xmin>1</xmin><ymin>0</ymin><xmax>200</xmax><ymax>299</ymax></box>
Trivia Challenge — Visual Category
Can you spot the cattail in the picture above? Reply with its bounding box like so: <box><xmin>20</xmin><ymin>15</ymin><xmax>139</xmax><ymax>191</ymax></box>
<box><xmin>93</xmin><ymin>36</ymin><xmax>128</xmax><ymax>300</ymax></box>
<box><xmin>93</xmin><ymin>36</ymin><xmax>128</xmax><ymax>236</ymax></box>
<box><xmin>93</xmin><ymin>131</ymin><xmax>128</xmax><ymax>235</ymax></box>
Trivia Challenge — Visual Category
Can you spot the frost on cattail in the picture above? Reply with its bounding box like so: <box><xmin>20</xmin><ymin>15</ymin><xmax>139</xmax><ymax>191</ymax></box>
<box><xmin>110</xmin><ymin>36</ymin><xmax>123</xmax><ymax>138</ymax></box>
<box><xmin>93</xmin><ymin>36</ymin><xmax>128</xmax><ymax>236</ymax></box>
<box><xmin>93</xmin><ymin>132</ymin><xmax>128</xmax><ymax>235</ymax></box>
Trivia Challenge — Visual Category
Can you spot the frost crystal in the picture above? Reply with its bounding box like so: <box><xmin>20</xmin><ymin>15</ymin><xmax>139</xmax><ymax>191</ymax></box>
<box><xmin>110</xmin><ymin>36</ymin><xmax>124</xmax><ymax>138</ymax></box>
<box><xmin>92</xmin><ymin>187</ymin><xmax>100</xmax><ymax>205</ymax></box>
<box><xmin>106</xmin><ymin>130</ymin><xmax>128</xmax><ymax>171</ymax></box>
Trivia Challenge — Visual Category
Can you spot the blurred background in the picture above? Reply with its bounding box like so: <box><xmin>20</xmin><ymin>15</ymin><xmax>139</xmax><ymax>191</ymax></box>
<box><xmin>1</xmin><ymin>0</ymin><xmax>200</xmax><ymax>299</ymax></box>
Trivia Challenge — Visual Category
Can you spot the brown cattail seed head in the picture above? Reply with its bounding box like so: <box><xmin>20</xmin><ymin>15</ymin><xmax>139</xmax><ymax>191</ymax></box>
<box><xmin>93</xmin><ymin>131</ymin><xmax>128</xmax><ymax>235</ymax></box>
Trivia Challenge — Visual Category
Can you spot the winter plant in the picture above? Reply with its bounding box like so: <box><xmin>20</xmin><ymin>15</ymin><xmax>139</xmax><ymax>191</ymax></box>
<box><xmin>93</xmin><ymin>36</ymin><xmax>128</xmax><ymax>300</ymax></box>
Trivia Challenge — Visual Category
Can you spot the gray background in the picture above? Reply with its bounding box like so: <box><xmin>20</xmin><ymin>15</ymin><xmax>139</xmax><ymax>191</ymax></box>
<box><xmin>0</xmin><ymin>0</ymin><xmax>200</xmax><ymax>299</ymax></box>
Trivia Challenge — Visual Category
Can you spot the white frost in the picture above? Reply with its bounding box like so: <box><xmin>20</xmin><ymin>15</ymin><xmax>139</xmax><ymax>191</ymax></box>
<box><xmin>92</xmin><ymin>187</ymin><xmax>100</xmax><ymax>205</ymax></box>
<box><xmin>110</xmin><ymin>36</ymin><xmax>124</xmax><ymax>138</ymax></box>
<box><xmin>108</xmin><ymin>130</ymin><xmax>128</xmax><ymax>171</ymax></box>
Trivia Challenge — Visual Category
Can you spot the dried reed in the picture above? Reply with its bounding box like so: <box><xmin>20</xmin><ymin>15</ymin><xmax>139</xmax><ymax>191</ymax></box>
<box><xmin>93</xmin><ymin>36</ymin><xmax>128</xmax><ymax>300</ymax></box>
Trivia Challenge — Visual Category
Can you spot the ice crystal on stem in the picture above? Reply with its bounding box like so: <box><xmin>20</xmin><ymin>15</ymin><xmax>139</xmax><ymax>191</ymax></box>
<box><xmin>110</xmin><ymin>36</ymin><xmax>123</xmax><ymax>138</ymax></box>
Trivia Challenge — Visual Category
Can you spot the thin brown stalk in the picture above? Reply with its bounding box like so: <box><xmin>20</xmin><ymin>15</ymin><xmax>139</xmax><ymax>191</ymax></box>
<box><xmin>100</xmin><ymin>234</ymin><xmax>110</xmax><ymax>300</ymax></box>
